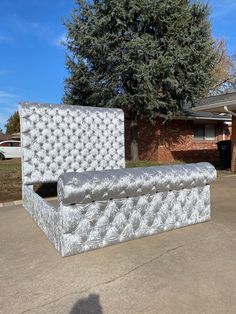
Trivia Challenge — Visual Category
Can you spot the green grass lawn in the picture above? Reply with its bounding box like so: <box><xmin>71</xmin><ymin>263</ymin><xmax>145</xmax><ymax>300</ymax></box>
<box><xmin>0</xmin><ymin>158</ymin><xmax>22</xmax><ymax>203</ymax></box>
<box><xmin>0</xmin><ymin>158</ymin><xmax>234</xmax><ymax>203</ymax></box>
<box><xmin>126</xmin><ymin>160</ymin><xmax>184</xmax><ymax>168</ymax></box>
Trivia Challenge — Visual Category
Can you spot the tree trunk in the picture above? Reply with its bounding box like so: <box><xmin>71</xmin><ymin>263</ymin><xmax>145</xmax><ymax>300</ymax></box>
<box><xmin>130</xmin><ymin>113</ymin><xmax>139</xmax><ymax>161</ymax></box>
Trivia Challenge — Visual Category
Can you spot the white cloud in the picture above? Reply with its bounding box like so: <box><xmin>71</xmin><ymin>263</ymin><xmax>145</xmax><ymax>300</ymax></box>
<box><xmin>54</xmin><ymin>33</ymin><xmax>67</xmax><ymax>47</ymax></box>
<box><xmin>10</xmin><ymin>14</ymin><xmax>66</xmax><ymax>48</ymax></box>
<box><xmin>0</xmin><ymin>34</ymin><xmax>12</xmax><ymax>42</ymax></box>
<box><xmin>0</xmin><ymin>91</ymin><xmax>17</xmax><ymax>99</ymax></box>
<box><xmin>11</xmin><ymin>14</ymin><xmax>51</xmax><ymax>38</ymax></box>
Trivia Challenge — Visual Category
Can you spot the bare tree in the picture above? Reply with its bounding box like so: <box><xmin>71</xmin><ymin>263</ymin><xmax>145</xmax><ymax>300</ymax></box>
<box><xmin>210</xmin><ymin>39</ymin><xmax>236</xmax><ymax>95</ymax></box>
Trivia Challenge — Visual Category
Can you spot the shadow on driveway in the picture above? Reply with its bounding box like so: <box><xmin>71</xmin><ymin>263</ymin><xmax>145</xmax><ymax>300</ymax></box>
<box><xmin>70</xmin><ymin>294</ymin><xmax>103</xmax><ymax>314</ymax></box>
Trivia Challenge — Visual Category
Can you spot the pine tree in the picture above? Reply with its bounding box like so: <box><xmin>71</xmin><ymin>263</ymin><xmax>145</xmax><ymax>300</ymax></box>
<box><xmin>5</xmin><ymin>111</ymin><xmax>20</xmax><ymax>134</ymax></box>
<box><xmin>64</xmin><ymin>0</ymin><xmax>217</xmax><ymax>160</ymax></box>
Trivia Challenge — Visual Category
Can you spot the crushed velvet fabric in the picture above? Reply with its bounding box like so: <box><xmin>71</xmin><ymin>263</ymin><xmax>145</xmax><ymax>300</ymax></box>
<box><xmin>59</xmin><ymin>185</ymin><xmax>211</xmax><ymax>256</ymax></box>
<box><xmin>22</xmin><ymin>185</ymin><xmax>61</xmax><ymax>251</ymax></box>
<box><xmin>22</xmin><ymin>162</ymin><xmax>216</xmax><ymax>257</ymax></box>
<box><xmin>58</xmin><ymin>163</ymin><xmax>216</xmax><ymax>206</ymax></box>
<box><xmin>20</xmin><ymin>102</ymin><xmax>217</xmax><ymax>257</ymax></box>
<box><xmin>19</xmin><ymin>102</ymin><xmax>125</xmax><ymax>185</ymax></box>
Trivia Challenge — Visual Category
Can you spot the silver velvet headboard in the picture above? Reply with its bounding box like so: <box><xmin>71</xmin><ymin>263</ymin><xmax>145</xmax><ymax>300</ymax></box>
<box><xmin>19</xmin><ymin>102</ymin><xmax>125</xmax><ymax>185</ymax></box>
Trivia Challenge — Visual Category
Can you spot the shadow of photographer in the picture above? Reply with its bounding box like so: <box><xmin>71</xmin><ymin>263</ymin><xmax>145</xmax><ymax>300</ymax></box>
<box><xmin>70</xmin><ymin>293</ymin><xmax>103</xmax><ymax>314</ymax></box>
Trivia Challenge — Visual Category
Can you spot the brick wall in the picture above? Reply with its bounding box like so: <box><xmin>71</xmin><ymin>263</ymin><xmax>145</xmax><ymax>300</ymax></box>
<box><xmin>125</xmin><ymin>116</ymin><xmax>231</xmax><ymax>163</ymax></box>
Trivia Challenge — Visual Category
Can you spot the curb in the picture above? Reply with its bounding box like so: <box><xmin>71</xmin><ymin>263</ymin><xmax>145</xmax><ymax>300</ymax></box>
<box><xmin>0</xmin><ymin>196</ymin><xmax>57</xmax><ymax>208</ymax></box>
<box><xmin>0</xmin><ymin>200</ymin><xmax>22</xmax><ymax>207</ymax></box>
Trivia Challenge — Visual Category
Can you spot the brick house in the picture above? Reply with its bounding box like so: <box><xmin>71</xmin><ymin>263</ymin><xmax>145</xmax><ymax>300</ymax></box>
<box><xmin>125</xmin><ymin>94</ymin><xmax>232</xmax><ymax>163</ymax></box>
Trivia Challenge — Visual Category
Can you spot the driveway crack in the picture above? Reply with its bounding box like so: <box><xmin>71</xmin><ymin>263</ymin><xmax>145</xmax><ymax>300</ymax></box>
<box><xmin>103</xmin><ymin>244</ymin><xmax>184</xmax><ymax>286</ymax></box>
<box><xmin>18</xmin><ymin>244</ymin><xmax>183</xmax><ymax>314</ymax></box>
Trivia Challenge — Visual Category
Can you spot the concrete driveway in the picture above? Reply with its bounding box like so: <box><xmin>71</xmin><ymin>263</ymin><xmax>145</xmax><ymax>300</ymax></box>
<box><xmin>1</xmin><ymin>176</ymin><xmax>236</xmax><ymax>314</ymax></box>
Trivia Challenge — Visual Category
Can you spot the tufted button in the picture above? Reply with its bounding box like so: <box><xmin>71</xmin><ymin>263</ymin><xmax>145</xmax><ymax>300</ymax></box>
<box><xmin>20</xmin><ymin>104</ymin><xmax>125</xmax><ymax>184</ymax></box>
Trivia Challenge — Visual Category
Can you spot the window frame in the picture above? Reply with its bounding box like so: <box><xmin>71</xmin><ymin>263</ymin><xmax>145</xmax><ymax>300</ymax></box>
<box><xmin>193</xmin><ymin>124</ymin><xmax>216</xmax><ymax>141</ymax></box>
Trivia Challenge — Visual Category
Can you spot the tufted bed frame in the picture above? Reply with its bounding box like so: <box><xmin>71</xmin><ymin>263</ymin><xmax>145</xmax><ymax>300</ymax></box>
<box><xmin>19</xmin><ymin>102</ymin><xmax>217</xmax><ymax>256</ymax></box>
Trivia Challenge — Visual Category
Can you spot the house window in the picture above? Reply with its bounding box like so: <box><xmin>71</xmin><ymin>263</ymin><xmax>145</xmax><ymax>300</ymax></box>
<box><xmin>194</xmin><ymin>124</ymin><xmax>216</xmax><ymax>141</ymax></box>
<box><xmin>194</xmin><ymin>125</ymin><xmax>205</xmax><ymax>140</ymax></box>
<box><xmin>205</xmin><ymin>125</ymin><xmax>216</xmax><ymax>140</ymax></box>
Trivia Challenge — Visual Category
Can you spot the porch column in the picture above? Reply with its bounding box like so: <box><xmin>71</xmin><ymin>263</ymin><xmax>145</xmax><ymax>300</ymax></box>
<box><xmin>231</xmin><ymin>115</ymin><xmax>236</xmax><ymax>172</ymax></box>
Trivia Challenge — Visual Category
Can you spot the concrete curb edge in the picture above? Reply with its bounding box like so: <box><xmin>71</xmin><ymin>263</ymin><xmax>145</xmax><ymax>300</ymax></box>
<box><xmin>0</xmin><ymin>197</ymin><xmax>57</xmax><ymax>208</ymax></box>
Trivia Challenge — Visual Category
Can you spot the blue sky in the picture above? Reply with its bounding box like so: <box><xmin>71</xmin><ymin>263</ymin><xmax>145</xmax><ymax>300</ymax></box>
<box><xmin>0</xmin><ymin>0</ymin><xmax>236</xmax><ymax>131</ymax></box>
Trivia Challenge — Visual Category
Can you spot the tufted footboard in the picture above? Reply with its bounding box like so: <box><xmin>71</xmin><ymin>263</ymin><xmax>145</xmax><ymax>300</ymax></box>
<box><xmin>19</xmin><ymin>103</ymin><xmax>217</xmax><ymax>257</ymax></box>
<box><xmin>56</xmin><ymin>163</ymin><xmax>216</xmax><ymax>256</ymax></box>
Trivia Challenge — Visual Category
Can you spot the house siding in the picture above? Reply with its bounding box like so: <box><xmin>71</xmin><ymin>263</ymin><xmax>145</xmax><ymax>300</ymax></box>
<box><xmin>125</xmin><ymin>117</ymin><xmax>231</xmax><ymax>163</ymax></box>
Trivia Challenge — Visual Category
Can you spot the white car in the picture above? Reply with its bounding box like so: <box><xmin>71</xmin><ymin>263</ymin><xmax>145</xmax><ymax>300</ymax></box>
<box><xmin>0</xmin><ymin>140</ymin><xmax>21</xmax><ymax>160</ymax></box>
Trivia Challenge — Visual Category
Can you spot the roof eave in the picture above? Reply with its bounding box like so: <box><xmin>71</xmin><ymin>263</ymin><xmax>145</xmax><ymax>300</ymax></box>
<box><xmin>192</xmin><ymin>99</ymin><xmax>236</xmax><ymax>113</ymax></box>
<box><xmin>155</xmin><ymin>112</ymin><xmax>231</xmax><ymax>122</ymax></box>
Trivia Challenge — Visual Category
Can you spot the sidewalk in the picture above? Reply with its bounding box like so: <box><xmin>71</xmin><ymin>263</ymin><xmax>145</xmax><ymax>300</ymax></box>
<box><xmin>1</xmin><ymin>176</ymin><xmax>236</xmax><ymax>314</ymax></box>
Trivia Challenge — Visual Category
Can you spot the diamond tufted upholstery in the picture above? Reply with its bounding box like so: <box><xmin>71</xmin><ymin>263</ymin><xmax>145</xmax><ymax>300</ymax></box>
<box><xmin>57</xmin><ymin>163</ymin><xmax>216</xmax><ymax>206</ymax></box>
<box><xmin>57</xmin><ymin>163</ymin><xmax>216</xmax><ymax>256</ymax></box>
<box><xmin>19</xmin><ymin>102</ymin><xmax>125</xmax><ymax>185</ymax></box>
<box><xmin>60</xmin><ymin>185</ymin><xmax>211</xmax><ymax>256</ymax></box>
<box><xmin>19</xmin><ymin>102</ymin><xmax>217</xmax><ymax>257</ymax></box>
